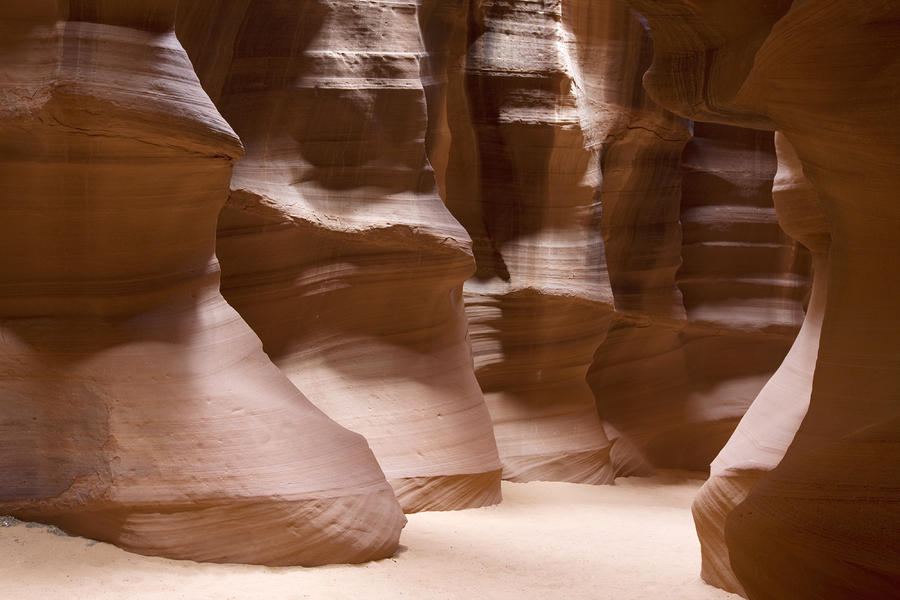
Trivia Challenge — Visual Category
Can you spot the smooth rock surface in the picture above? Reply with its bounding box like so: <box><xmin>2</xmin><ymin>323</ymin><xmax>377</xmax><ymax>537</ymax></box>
<box><xmin>176</xmin><ymin>0</ymin><xmax>503</xmax><ymax>513</ymax></box>
<box><xmin>692</xmin><ymin>131</ymin><xmax>830</xmax><ymax>596</ymax></box>
<box><xmin>440</xmin><ymin>0</ymin><xmax>810</xmax><ymax>477</ymax></box>
<box><xmin>590</xmin><ymin>109</ymin><xmax>809</xmax><ymax>471</ymax></box>
<box><xmin>0</xmin><ymin>1</ymin><xmax>405</xmax><ymax>566</ymax></box>
<box><xmin>628</xmin><ymin>0</ymin><xmax>900</xmax><ymax>597</ymax></box>
<box><xmin>442</xmin><ymin>0</ymin><xmax>619</xmax><ymax>483</ymax></box>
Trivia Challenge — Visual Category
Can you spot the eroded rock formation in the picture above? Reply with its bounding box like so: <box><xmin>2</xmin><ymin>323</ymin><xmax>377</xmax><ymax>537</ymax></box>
<box><xmin>692</xmin><ymin>131</ymin><xmax>829</xmax><ymax>596</ymax></box>
<box><xmin>438</xmin><ymin>0</ymin><xmax>810</xmax><ymax>480</ymax></box>
<box><xmin>589</xmin><ymin>100</ymin><xmax>808</xmax><ymax>471</ymax></box>
<box><xmin>565</xmin><ymin>0</ymin><xmax>688</xmax><ymax>478</ymax></box>
<box><xmin>629</xmin><ymin>0</ymin><xmax>900</xmax><ymax>596</ymax></box>
<box><xmin>440</xmin><ymin>0</ymin><xmax>619</xmax><ymax>483</ymax></box>
<box><xmin>2</xmin><ymin>0</ymin><xmax>896</xmax><ymax>587</ymax></box>
<box><xmin>0</xmin><ymin>1</ymin><xmax>405</xmax><ymax>565</ymax></box>
<box><xmin>175</xmin><ymin>0</ymin><xmax>503</xmax><ymax>512</ymax></box>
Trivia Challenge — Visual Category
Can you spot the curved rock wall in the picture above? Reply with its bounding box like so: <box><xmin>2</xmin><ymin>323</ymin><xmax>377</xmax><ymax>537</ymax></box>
<box><xmin>692</xmin><ymin>131</ymin><xmax>829</xmax><ymax>596</ymax></box>
<box><xmin>0</xmin><ymin>0</ymin><xmax>405</xmax><ymax>566</ymax></box>
<box><xmin>4</xmin><ymin>0</ymin><xmax>892</xmax><ymax>584</ymax></box>
<box><xmin>175</xmin><ymin>0</ymin><xmax>503</xmax><ymax>513</ymax></box>
<box><xmin>568</xmin><ymin>0</ymin><xmax>689</xmax><ymax>477</ymax></box>
<box><xmin>589</xmin><ymin>112</ymin><xmax>808</xmax><ymax>471</ymax></box>
<box><xmin>441</xmin><ymin>0</ymin><xmax>619</xmax><ymax>483</ymax></box>
<box><xmin>672</xmin><ymin>123</ymin><xmax>808</xmax><ymax>466</ymax></box>
<box><xmin>439</xmin><ymin>0</ymin><xmax>809</xmax><ymax>478</ymax></box>
<box><xmin>628</xmin><ymin>0</ymin><xmax>900</xmax><ymax>596</ymax></box>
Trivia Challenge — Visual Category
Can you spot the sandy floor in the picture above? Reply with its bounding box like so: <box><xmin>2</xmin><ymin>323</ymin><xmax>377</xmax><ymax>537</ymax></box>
<box><xmin>1</xmin><ymin>474</ymin><xmax>740</xmax><ymax>600</ymax></box>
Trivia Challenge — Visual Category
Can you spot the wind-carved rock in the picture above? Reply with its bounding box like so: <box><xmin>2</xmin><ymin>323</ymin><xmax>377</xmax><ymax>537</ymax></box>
<box><xmin>669</xmin><ymin>123</ymin><xmax>808</xmax><ymax>466</ymax></box>
<box><xmin>176</xmin><ymin>0</ymin><xmax>503</xmax><ymax>513</ymax></box>
<box><xmin>0</xmin><ymin>0</ymin><xmax>405</xmax><ymax>565</ymax></box>
<box><xmin>441</xmin><ymin>0</ymin><xmax>620</xmax><ymax>483</ymax></box>
<box><xmin>567</xmin><ymin>0</ymin><xmax>689</xmax><ymax>477</ymax></box>
<box><xmin>438</xmin><ymin>0</ymin><xmax>806</xmax><ymax>479</ymax></box>
<box><xmin>628</xmin><ymin>0</ymin><xmax>900</xmax><ymax>597</ymax></box>
<box><xmin>584</xmin><ymin>5</ymin><xmax>807</xmax><ymax>471</ymax></box>
<box><xmin>692</xmin><ymin>132</ymin><xmax>829</xmax><ymax>596</ymax></box>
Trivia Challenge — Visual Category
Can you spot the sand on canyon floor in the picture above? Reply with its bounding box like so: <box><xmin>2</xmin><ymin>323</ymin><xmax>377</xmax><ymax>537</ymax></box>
<box><xmin>1</xmin><ymin>473</ymin><xmax>740</xmax><ymax>600</ymax></box>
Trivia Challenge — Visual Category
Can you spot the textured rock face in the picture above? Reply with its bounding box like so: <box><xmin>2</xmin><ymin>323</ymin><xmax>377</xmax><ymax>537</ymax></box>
<box><xmin>671</xmin><ymin>123</ymin><xmax>808</xmax><ymax>466</ymax></box>
<box><xmin>568</xmin><ymin>0</ymin><xmax>689</xmax><ymax>477</ymax></box>
<box><xmin>0</xmin><ymin>1</ymin><xmax>405</xmax><ymax>566</ymax></box>
<box><xmin>629</xmin><ymin>0</ymin><xmax>900</xmax><ymax>597</ymax></box>
<box><xmin>4</xmin><ymin>0</ymin><xmax>894</xmax><ymax>587</ymax></box>
<box><xmin>472</xmin><ymin>0</ymin><xmax>808</xmax><ymax>479</ymax></box>
<box><xmin>590</xmin><ymin>117</ymin><xmax>809</xmax><ymax>470</ymax></box>
<box><xmin>678</xmin><ymin>124</ymin><xmax>808</xmax><ymax>339</ymax></box>
<box><xmin>175</xmin><ymin>0</ymin><xmax>502</xmax><ymax>512</ymax></box>
<box><xmin>441</xmin><ymin>0</ymin><xmax>620</xmax><ymax>483</ymax></box>
<box><xmin>437</xmin><ymin>0</ymin><xmax>809</xmax><ymax>479</ymax></box>
<box><xmin>692</xmin><ymin>132</ymin><xmax>829</xmax><ymax>596</ymax></box>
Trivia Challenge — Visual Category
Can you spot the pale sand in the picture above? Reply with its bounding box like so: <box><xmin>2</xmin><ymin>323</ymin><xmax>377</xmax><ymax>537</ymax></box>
<box><xmin>1</xmin><ymin>474</ymin><xmax>740</xmax><ymax>600</ymax></box>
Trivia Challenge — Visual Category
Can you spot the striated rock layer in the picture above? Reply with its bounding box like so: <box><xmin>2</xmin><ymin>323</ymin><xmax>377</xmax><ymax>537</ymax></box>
<box><xmin>692</xmin><ymin>132</ymin><xmax>829</xmax><ymax>596</ymax></box>
<box><xmin>441</xmin><ymin>0</ymin><xmax>620</xmax><ymax>483</ymax></box>
<box><xmin>629</xmin><ymin>0</ymin><xmax>900</xmax><ymax>597</ymax></box>
<box><xmin>438</xmin><ymin>0</ymin><xmax>809</xmax><ymax>478</ymax></box>
<box><xmin>588</xmin><ymin>52</ymin><xmax>809</xmax><ymax>469</ymax></box>
<box><xmin>175</xmin><ymin>0</ymin><xmax>502</xmax><ymax>512</ymax></box>
<box><xmin>0</xmin><ymin>1</ymin><xmax>405</xmax><ymax>565</ymax></box>
<box><xmin>669</xmin><ymin>123</ymin><xmax>808</xmax><ymax>466</ymax></box>
<box><xmin>567</xmin><ymin>0</ymin><xmax>689</xmax><ymax>476</ymax></box>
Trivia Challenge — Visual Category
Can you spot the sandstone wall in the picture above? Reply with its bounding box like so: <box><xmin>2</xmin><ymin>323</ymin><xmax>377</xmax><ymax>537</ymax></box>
<box><xmin>440</xmin><ymin>0</ymin><xmax>620</xmax><ymax>482</ymax></box>
<box><xmin>3</xmin><ymin>0</ymin><xmax>887</xmax><ymax>584</ymax></box>
<box><xmin>175</xmin><ymin>0</ymin><xmax>503</xmax><ymax>512</ymax></box>
<box><xmin>432</xmin><ymin>0</ymin><xmax>810</xmax><ymax>478</ymax></box>
<box><xmin>692</xmin><ymin>131</ymin><xmax>829</xmax><ymax>596</ymax></box>
<box><xmin>0</xmin><ymin>0</ymin><xmax>405</xmax><ymax>565</ymax></box>
<box><xmin>591</xmin><ymin>118</ymin><xmax>809</xmax><ymax>471</ymax></box>
<box><xmin>628</xmin><ymin>0</ymin><xmax>900</xmax><ymax>596</ymax></box>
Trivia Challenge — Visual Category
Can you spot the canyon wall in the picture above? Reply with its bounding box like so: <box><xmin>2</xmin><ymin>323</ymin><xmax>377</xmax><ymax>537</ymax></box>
<box><xmin>3</xmin><ymin>0</ymin><xmax>892</xmax><ymax>585</ymax></box>
<box><xmin>692</xmin><ymin>131</ymin><xmax>830</xmax><ymax>596</ymax></box>
<box><xmin>442</xmin><ymin>0</ymin><xmax>808</xmax><ymax>480</ymax></box>
<box><xmin>0</xmin><ymin>0</ymin><xmax>405</xmax><ymax>566</ymax></box>
<box><xmin>628</xmin><ymin>0</ymin><xmax>900</xmax><ymax>597</ymax></box>
<box><xmin>175</xmin><ymin>0</ymin><xmax>811</xmax><ymax>496</ymax></box>
<box><xmin>175</xmin><ymin>0</ymin><xmax>503</xmax><ymax>513</ymax></box>
<box><xmin>440</xmin><ymin>0</ymin><xmax>618</xmax><ymax>483</ymax></box>
<box><xmin>176</xmin><ymin>0</ymin><xmax>812</xmax><ymax>493</ymax></box>
<box><xmin>591</xmin><ymin>119</ymin><xmax>809</xmax><ymax>471</ymax></box>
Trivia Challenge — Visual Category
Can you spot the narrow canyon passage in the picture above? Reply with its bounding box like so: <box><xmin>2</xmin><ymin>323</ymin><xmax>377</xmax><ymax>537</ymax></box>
<box><xmin>0</xmin><ymin>0</ymin><xmax>896</xmax><ymax>597</ymax></box>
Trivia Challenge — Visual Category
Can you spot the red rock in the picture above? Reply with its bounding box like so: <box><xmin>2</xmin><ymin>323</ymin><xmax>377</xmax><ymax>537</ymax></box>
<box><xmin>629</xmin><ymin>0</ymin><xmax>900</xmax><ymax>596</ymax></box>
<box><xmin>175</xmin><ymin>0</ymin><xmax>503</xmax><ymax>513</ymax></box>
<box><xmin>0</xmin><ymin>0</ymin><xmax>405</xmax><ymax>566</ymax></box>
<box><xmin>441</xmin><ymin>0</ymin><xmax>618</xmax><ymax>483</ymax></box>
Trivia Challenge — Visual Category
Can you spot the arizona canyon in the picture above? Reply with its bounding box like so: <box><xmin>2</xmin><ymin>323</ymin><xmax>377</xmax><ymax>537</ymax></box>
<box><xmin>0</xmin><ymin>1</ymin><xmax>897</xmax><ymax>599</ymax></box>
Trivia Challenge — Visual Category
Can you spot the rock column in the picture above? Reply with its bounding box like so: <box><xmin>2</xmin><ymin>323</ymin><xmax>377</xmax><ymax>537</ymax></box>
<box><xmin>0</xmin><ymin>0</ymin><xmax>405</xmax><ymax>565</ymax></box>
<box><xmin>176</xmin><ymin>0</ymin><xmax>503</xmax><ymax>512</ymax></box>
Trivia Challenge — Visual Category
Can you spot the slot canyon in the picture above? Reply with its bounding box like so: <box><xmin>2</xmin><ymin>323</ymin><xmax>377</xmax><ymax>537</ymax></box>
<box><xmin>1</xmin><ymin>1</ymin><xmax>897</xmax><ymax>599</ymax></box>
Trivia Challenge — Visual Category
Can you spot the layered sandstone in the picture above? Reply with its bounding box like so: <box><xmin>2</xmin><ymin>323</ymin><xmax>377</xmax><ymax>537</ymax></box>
<box><xmin>569</xmin><ymin>0</ymin><xmax>689</xmax><ymax>476</ymax></box>
<box><xmin>669</xmin><ymin>123</ymin><xmax>807</xmax><ymax>465</ymax></box>
<box><xmin>439</xmin><ymin>0</ymin><xmax>808</xmax><ymax>478</ymax></box>
<box><xmin>629</xmin><ymin>0</ymin><xmax>900</xmax><ymax>597</ymax></box>
<box><xmin>441</xmin><ymin>0</ymin><xmax>619</xmax><ymax>482</ymax></box>
<box><xmin>692</xmin><ymin>132</ymin><xmax>829</xmax><ymax>596</ymax></box>
<box><xmin>175</xmin><ymin>0</ymin><xmax>502</xmax><ymax>512</ymax></box>
<box><xmin>590</xmin><ymin>111</ymin><xmax>808</xmax><ymax>470</ymax></box>
<box><xmin>0</xmin><ymin>1</ymin><xmax>405</xmax><ymax>565</ymax></box>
